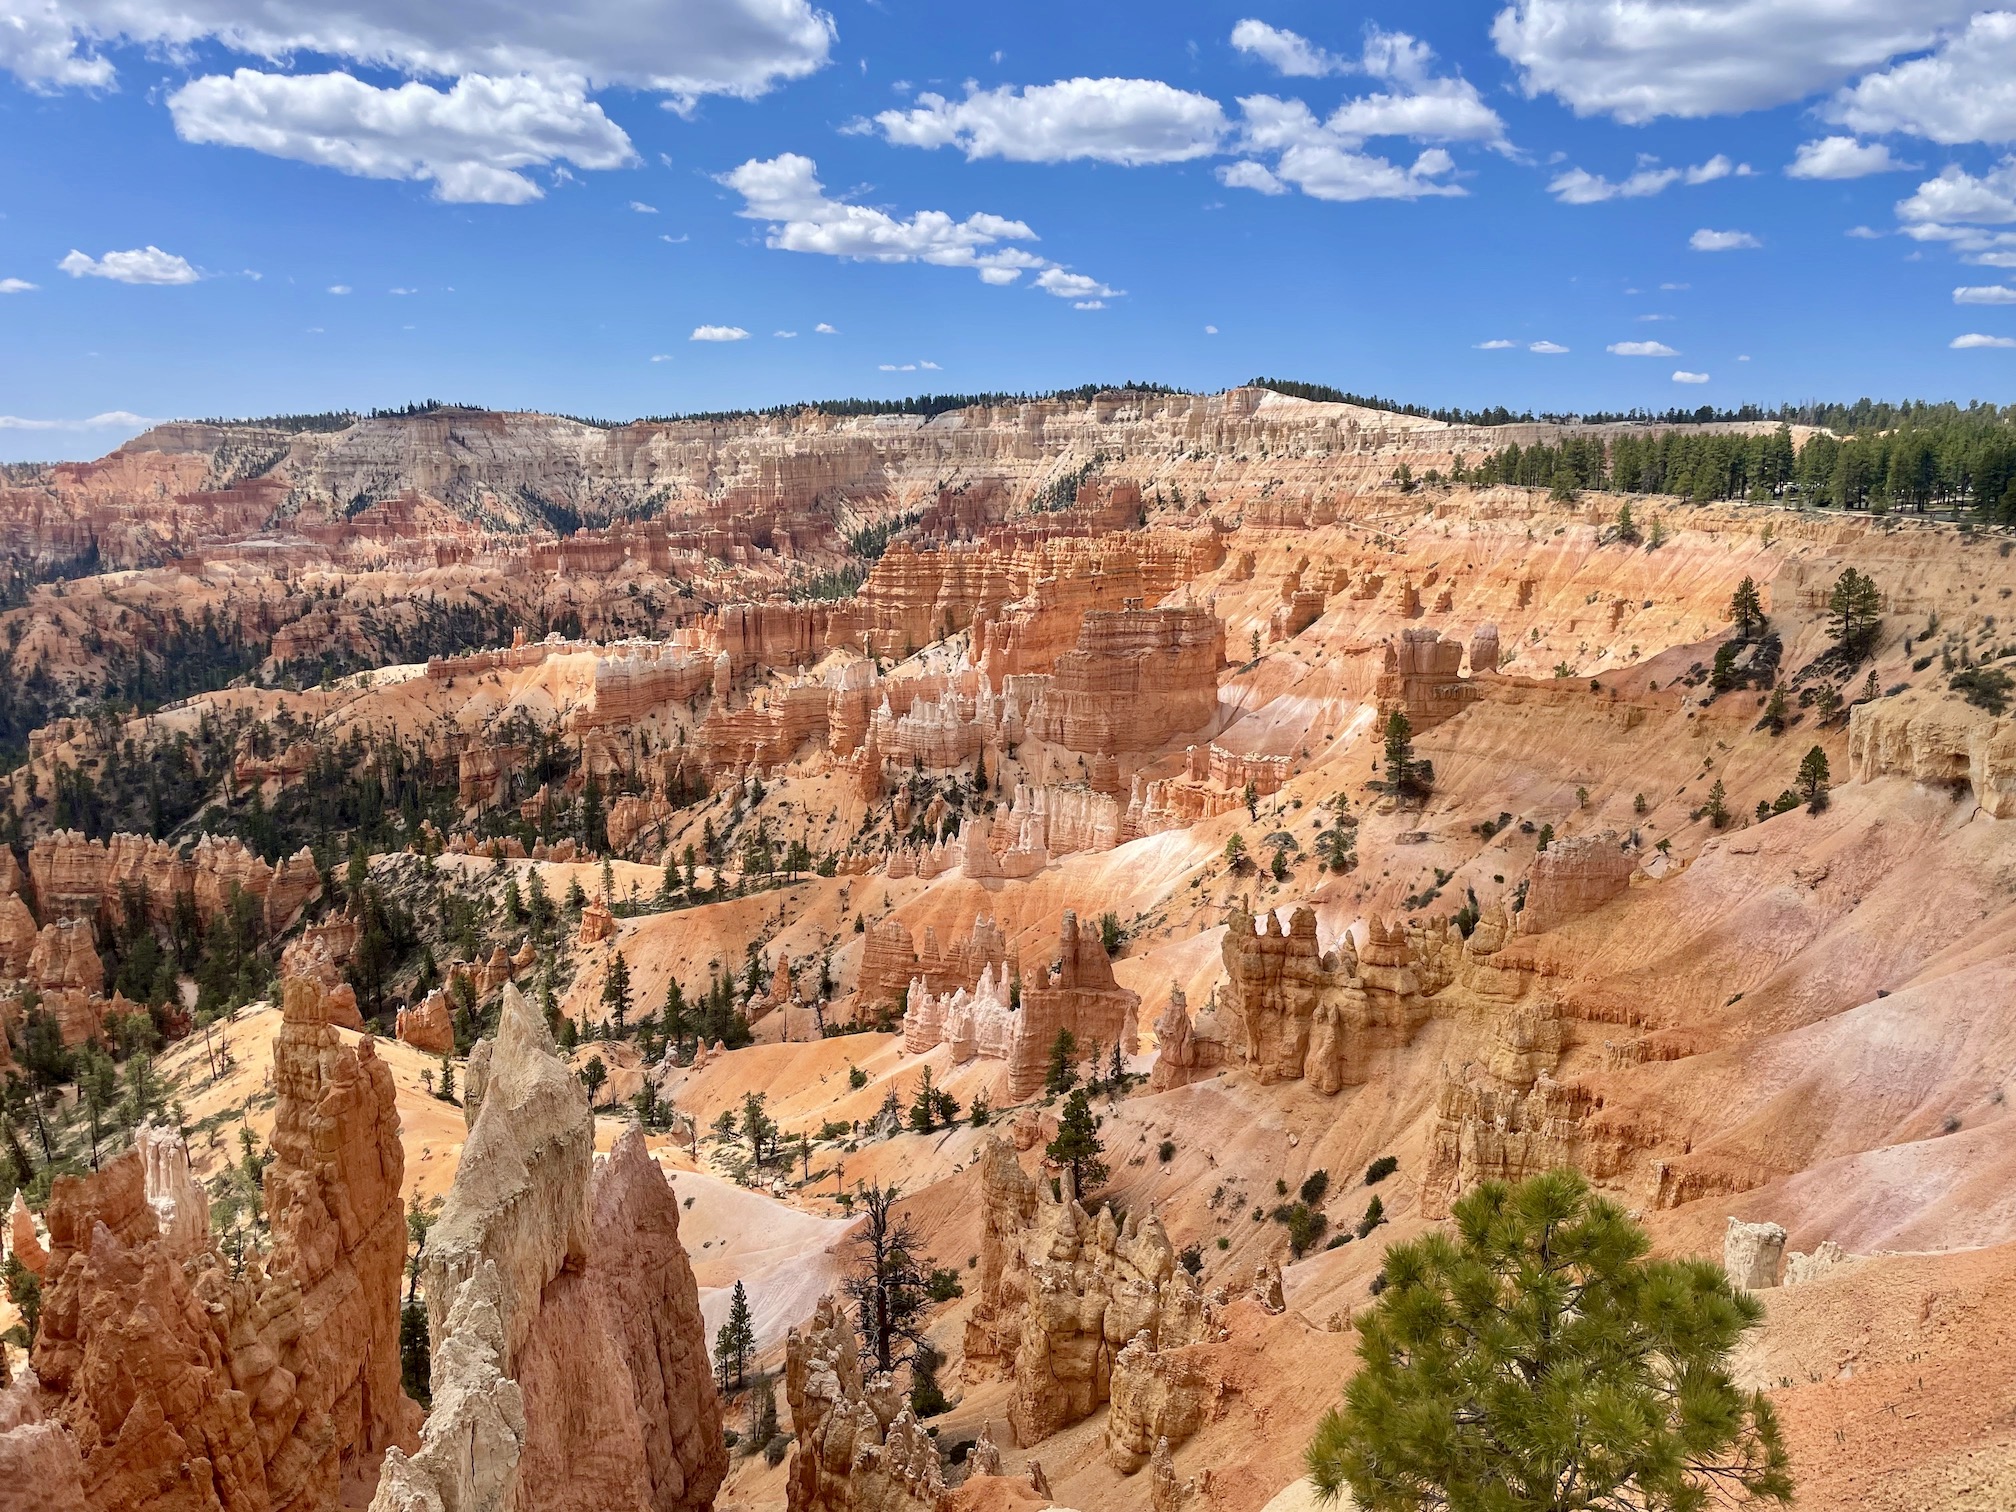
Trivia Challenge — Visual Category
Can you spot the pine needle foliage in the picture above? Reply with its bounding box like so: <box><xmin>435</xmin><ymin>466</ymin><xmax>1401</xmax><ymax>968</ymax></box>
<box><xmin>1306</xmin><ymin>1170</ymin><xmax>1792</xmax><ymax>1512</ymax></box>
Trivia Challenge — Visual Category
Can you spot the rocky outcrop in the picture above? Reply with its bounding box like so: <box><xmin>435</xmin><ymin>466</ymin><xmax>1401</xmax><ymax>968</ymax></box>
<box><xmin>6</xmin><ymin>1192</ymin><xmax>46</xmax><ymax>1276</ymax></box>
<box><xmin>1106</xmin><ymin>1333</ymin><xmax>1209</xmax><ymax>1474</ymax></box>
<box><xmin>0</xmin><ymin>1383</ymin><xmax>87</xmax><ymax>1512</ymax></box>
<box><xmin>25</xmin><ymin>920</ymin><xmax>101</xmax><ymax>996</ymax></box>
<box><xmin>963</xmin><ymin>1141</ymin><xmax>1210</xmax><ymax>1453</ymax></box>
<box><xmin>1024</xmin><ymin>606</ymin><xmax>1225</xmax><ymax>781</ymax></box>
<box><xmin>783</xmin><ymin>1296</ymin><xmax>951</xmax><ymax>1512</ymax></box>
<box><xmin>578</xmin><ymin>896</ymin><xmax>616</xmax><ymax>945</ymax></box>
<box><xmin>1847</xmin><ymin>687</ymin><xmax>2016</xmax><ymax>817</ymax></box>
<box><xmin>260</xmin><ymin>971</ymin><xmax>415</xmax><ymax>1502</ymax></box>
<box><xmin>24</xmin><ymin>967</ymin><xmax>413</xmax><ymax>1512</ymax></box>
<box><xmin>1783</xmin><ymin>1239</ymin><xmax>1852</xmax><ymax>1285</ymax></box>
<box><xmin>377</xmin><ymin>985</ymin><xmax>722</xmax><ymax>1512</ymax></box>
<box><xmin>1002</xmin><ymin>912</ymin><xmax>1140</xmax><ymax>1101</ymax></box>
<box><xmin>1421</xmin><ymin>994</ymin><xmax>1590</xmax><ymax>1219</ymax></box>
<box><xmin>1375</xmin><ymin>628</ymin><xmax>1484</xmax><ymax>731</ymax></box>
<box><xmin>0</xmin><ymin>893</ymin><xmax>35</xmax><ymax>977</ymax></box>
<box><xmin>1218</xmin><ymin>905</ymin><xmax>1430</xmax><ymax>1094</ymax></box>
<box><xmin>134</xmin><ymin>1121</ymin><xmax>209</xmax><ymax>1258</ymax></box>
<box><xmin>1146</xmin><ymin>986</ymin><xmax>1228</xmax><ymax>1093</ymax></box>
<box><xmin>395</xmin><ymin>991</ymin><xmax>455</xmax><ymax>1055</ymax></box>
<box><xmin>25</xmin><ymin>831</ymin><xmax>318</xmax><ymax>935</ymax></box>
<box><xmin>1724</xmin><ymin>1218</ymin><xmax>1787</xmax><ymax>1290</ymax></box>
<box><xmin>586</xmin><ymin>1128</ymin><xmax>726</xmax><ymax>1512</ymax></box>
<box><xmin>1516</xmin><ymin>832</ymin><xmax>1634</xmax><ymax>936</ymax></box>
<box><xmin>370</xmin><ymin>1265</ymin><xmax>525</xmax><ymax>1512</ymax></box>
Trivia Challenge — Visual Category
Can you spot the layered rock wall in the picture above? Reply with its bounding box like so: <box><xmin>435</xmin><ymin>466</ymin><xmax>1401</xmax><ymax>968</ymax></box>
<box><xmin>1847</xmin><ymin>688</ymin><xmax>2016</xmax><ymax>817</ymax></box>
<box><xmin>1516</xmin><ymin>832</ymin><xmax>1635</xmax><ymax>937</ymax></box>
<box><xmin>376</xmin><ymin>985</ymin><xmax>723</xmax><ymax>1512</ymax></box>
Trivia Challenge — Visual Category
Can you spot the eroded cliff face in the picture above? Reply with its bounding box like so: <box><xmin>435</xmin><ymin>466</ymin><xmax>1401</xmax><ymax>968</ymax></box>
<box><xmin>13</xmin><ymin>969</ymin><xmax>413</xmax><ymax>1512</ymax></box>
<box><xmin>782</xmin><ymin>1296</ymin><xmax>951</xmax><ymax>1512</ymax></box>
<box><xmin>962</xmin><ymin>1139</ymin><xmax>1212</xmax><ymax>1455</ymax></box>
<box><xmin>373</xmin><ymin>984</ymin><xmax>723</xmax><ymax>1512</ymax></box>
<box><xmin>1847</xmin><ymin>686</ymin><xmax>2016</xmax><ymax>817</ymax></box>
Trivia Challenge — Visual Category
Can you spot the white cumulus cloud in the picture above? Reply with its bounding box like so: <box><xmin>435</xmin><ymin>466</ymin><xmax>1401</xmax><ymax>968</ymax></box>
<box><xmin>1951</xmin><ymin>332</ymin><xmax>2016</xmax><ymax>348</ymax></box>
<box><xmin>1230</xmin><ymin>19</ymin><xmax>1347</xmax><ymax>77</ymax></box>
<box><xmin>815</xmin><ymin>322</ymin><xmax>837</xmax><ymax>333</ymax></box>
<box><xmin>871</xmin><ymin>77</ymin><xmax>1228</xmax><ymax>165</ymax></box>
<box><xmin>1829</xmin><ymin>14</ymin><xmax>2016</xmax><ymax>145</ymax></box>
<box><xmin>1491</xmin><ymin>0</ymin><xmax>1974</xmax><ymax>123</ymax></box>
<box><xmin>1550</xmin><ymin>153</ymin><xmax>1746</xmax><ymax>203</ymax></box>
<box><xmin>690</xmin><ymin>324</ymin><xmax>749</xmax><ymax>341</ymax></box>
<box><xmin>1786</xmin><ymin>136</ymin><xmax>1912</xmax><ymax>179</ymax></box>
<box><xmin>1220</xmin><ymin>30</ymin><xmax>1504</xmax><ymax>204</ymax></box>
<box><xmin>630</xmin><ymin>200</ymin><xmax>658</xmax><ymax>213</ymax></box>
<box><xmin>1690</xmin><ymin>227</ymin><xmax>1760</xmax><ymax>250</ymax></box>
<box><xmin>1672</xmin><ymin>369</ymin><xmax>1711</xmax><ymax>382</ymax></box>
<box><xmin>58</xmin><ymin>246</ymin><xmax>199</xmax><ymax>284</ymax></box>
<box><xmin>720</xmin><ymin>153</ymin><xmax>1117</xmax><ymax>297</ymax></box>
<box><xmin>169</xmin><ymin>69</ymin><xmax>634</xmax><ymax>203</ymax></box>
<box><xmin>0</xmin><ymin>278</ymin><xmax>36</xmax><ymax>293</ymax></box>
<box><xmin>1475</xmin><ymin>338</ymin><xmax>1517</xmax><ymax>349</ymax></box>
<box><xmin>773</xmin><ymin>328</ymin><xmax>797</xmax><ymax>337</ymax></box>
<box><xmin>1530</xmin><ymin>340</ymin><xmax>1569</xmax><ymax>353</ymax></box>
<box><xmin>0</xmin><ymin>0</ymin><xmax>835</xmax><ymax>101</ymax></box>
<box><xmin>1956</xmin><ymin>284</ymin><xmax>2016</xmax><ymax>304</ymax></box>
<box><xmin>1608</xmin><ymin>340</ymin><xmax>1679</xmax><ymax>355</ymax></box>
<box><xmin>1896</xmin><ymin>161</ymin><xmax>2016</xmax><ymax>227</ymax></box>
<box><xmin>1035</xmin><ymin>268</ymin><xmax>1120</xmax><ymax>300</ymax></box>
<box><xmin>1216</xmin><ymin>159</ymin><xmax>1286</xmax><ymax>194</ymax></box>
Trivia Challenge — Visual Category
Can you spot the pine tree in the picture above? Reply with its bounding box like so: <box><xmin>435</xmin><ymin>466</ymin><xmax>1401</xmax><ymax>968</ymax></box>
<box><xmin>1760</xmin><ymin>686</ymin><xmax>1788</xmax><ymax>734</ymax></box>
<box><xmin>908</xmin><ymin>1068</ymin><xmax>938</xmax><ymax>1134</ymax></box>
<box><xmin>579</xmin><ymin>1054</ymin><xmax>607</xmax><ymax>1107</ymax></box>
<box><xmin>716</xmin><ymin>1280</ymin><xmax>755</xmax><ymax>1391</ymax></box>
<box><xmin>1382</xmin><ymin>710</ymin><xmax>1427</xmax><ymax>797</ymax></box>
<box><xmin>1306</xmin><ymin>1171</ymin><xmax>1791</xmax><ymax>1512</ymax></box>
<box><xmin>1045</xmin><ymin>1090</ymin><xmax>1109</xmax><ymax>1195</ymax></box>
<box><xmin>436</xmin><ymin>1053</ymin><xmax>456</xmax><ymax>1104</ymax></box>
<box><xmin>742</xmin><ymin>1091</ymin><xmax>776</xmax><ymax>1165</ymax></box>
<box><xmin>663</xmin><ymin>978</ymin><xmax>688</xmax><ymax>1056</ymax></box>
<box><xmin>1705</xmin><ymin>778</ymin><xmax>1730</xmax><ymax>829</ymax></box>
<box><xmin>1798</xmin><ymin>745</ymin><xmax>1831</xmax><ymax>811</ymax></box>
<box><xmin>602</xmin><ymin>950</ymin><xmax>632</xmax><ymax>1034</ymax></box>
<box><xmin>844</xmin><ymin>1181</ymin><xmax>928</xmax><ymax>1373</ymax></box>
<box><xmin>1827</xmin><ymin>568</ymin><xmax>1882</xmax><ymax>657</ymax></box>
<box><xmin>1044</xmin><ymin>1028</ymin><xmax>1079</xmax><ymax>1096</ymax></box>
<box><xmin>1729</xmin><ymin>575</ymin><xmax>1766</xmax><ymax>639</ymax></box>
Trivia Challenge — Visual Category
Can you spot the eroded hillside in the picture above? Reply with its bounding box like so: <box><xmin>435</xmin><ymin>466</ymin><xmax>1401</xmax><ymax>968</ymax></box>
<box><xmin>3</xmin><ymin>391</ymin><xmax>2014</xmax><ymax>1512</ymax></box>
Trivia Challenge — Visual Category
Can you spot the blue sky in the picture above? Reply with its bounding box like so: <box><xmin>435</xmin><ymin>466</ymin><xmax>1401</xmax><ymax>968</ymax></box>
<box><xmin>4</xmin><ymin>1</ymin><xmax>2016</xmax><ymax>460</ymax></box>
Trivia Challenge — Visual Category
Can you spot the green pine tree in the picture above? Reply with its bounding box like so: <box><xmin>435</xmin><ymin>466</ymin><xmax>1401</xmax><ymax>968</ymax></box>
<box><xmin>1798</xmin><ymin>745</ymin><xmax>1831</xmax><ymax>812</ymax></box>
<box><xmin>1306</xmin><ymin>1170</ymin><xmax>1792</xmax><ymax>1512</ymax></box>
<box><xmin>1044</xmin><ymin>1027</ymin><xmax>1080</xmax><ymax>1096</ymax></box>
<box><xmin>1729</xmin><ymin>575</ymin><xmax>1766</xmax><ymax>639</ymax></box>
<box><xmin>716</xmin><ymin>1279</ymin><xmax>755</xmax><ymax>1391</ymax></box>
<box><xmin>602</xmin><ymin>950</ymin><xmax>632</xmax><ymax>1034</ymax></box>
<box><xmin>1045</xmin><ymin>1089</ymin><xmax>1108</xmax><ymax>1196</ymax></box>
